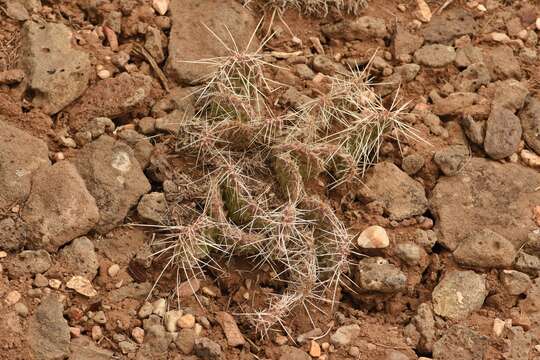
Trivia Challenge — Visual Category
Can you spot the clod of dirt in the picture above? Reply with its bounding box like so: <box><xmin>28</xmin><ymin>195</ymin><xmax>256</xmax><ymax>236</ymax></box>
<box><xmin>22</xmin><ymin>161</ymin><xmax>100</xmax><ymax>251</ymax></box>
<box><xmin>165</xmin><ymin>0</ymin><xmax>259</xmax><ymax>85</ymax></box>
<box><xmin>359</xmin><ymin>162</ymin><xmax>428</xmax><ymax>221</ymax></box>
<box><xmin>0</xmin><ymin>120</ymin><xmax>50</xmax><ymax>212</ymax></box>
<box><xmin>432</xmin><ymin>270</ymin><xmax>488</xmax><ymax>320</ymax></box>
<box><xmin>430</xmin><ymin>158</ymin><xmax>540</xmax><ymax>250</ymax></box>
<box><xmin>21</xmin><ymin>21</ymin><xmax>91</xmax><ymax>114</ymax></box>
<box><xmin>73</xmin><ymin>135</ymin><xmax>151</xmax><ymax>233</ymax></box>
<box><xmin>27</xmin><ymin>295</ymin><xmax>70</xmax><ymax>360</ymax></box>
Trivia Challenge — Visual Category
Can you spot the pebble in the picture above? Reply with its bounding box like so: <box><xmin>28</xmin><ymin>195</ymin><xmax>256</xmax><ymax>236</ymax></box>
<box><xmin>215</xmin><ymin>311</ymin><xmax>245</xmax><ymax>347</ymax></box>
<box><xmin>119</xmin><ymin>340</ymin><xmax>137</xmax><ymax>354</ymax></box>
<box><xmin>164</xmin><ymin>310</ymin><xmax>183</xmax><ymax>332</ymax></box>
<box><xmin>91</xmin><ymin>325</ymin><xmax>103</xmax><ymax>341</ymax></box>
<box><xmin>493</xmin><ymin>318</ymin><xmax>505</xmax><ymax>337</ymax></box>
<box><xmin>132</xmin><ymin>327</ymin><xmax>145</xmax><ymax>344</ymax></box>
<box><xmin>178</xmin><ymin>314</ymin><xmax>196</xmax><ymax>329</ymax></box>
<box><xmin>107</xmin><ymin>264</ymin><xmax>120</xmax><ymax>277</ymax></box>
<box><xmin>153</xmin><ymin>0</ymin><xmax>170</xmax><ymax>15</ymax></box>
<box><xmin>152</xmin><ymin>298</ymin><xmax>167</xmax><ymax>317</ymax></box>
<box><xmin>5</xmin><ymin>290</ymin><xmax>21</xmax><ymax>306</ymax></box>
<box><xmin>0</xmin><ymin>251</ymin><xmax>7</xmax><ymax>258</ymax></box>
<box><xmin>66</xmin><ymin>276</ymin><xmax>97</xmax><ymax>297</ymax></box>
<box><xmin>275</xmin><ymin>335</ymin><xmax>288</xmax><ymax>346</ymax></box>
<box><xmin>69</xmin><ymin>327</ymin><xmax>81</xmax><ymax>338</ymax></box>
<box><xmin>521</xmin><ymin>149</ymin><xmax>540</xmax><ymax>168</ymax></box>
<box><xmin>194</xmin><ymin>323</ymin><xmax>203</xmax><ymax>336</ymax></box>
<box><xmin>49</xmin><ymin>279</ymin><xmax>62</xmax><ymax>289</ymax></box>
<box><xmin>536</xmin><ymin>18</ymin><xmax>540</xmax><ymax>31</ymax></box>
<box><xmin>14</xmin><ymin>302</ymin><xmax>28</xmax><ymax>317</ymax></box>
<box><xmin>97</xmin><ymin>69</ymin><xmax>111</xmax><ymax>79</ymax></box>
<box><xmin>34</xmin><ymin>273</ymin><xmax>49</xmax><ymax>288</ymax></box>
<box><xmin>357</xmin><ymin>225</ymin><xmax>389</xmax><ymax>249</ymax></box>
<box><xmin>309</xmin><ymin>341</ymin><xmax>321</xmax><ymax>357</ymax></box>
<box><xmin>177</xmin><ymin>278</ymin><xmax>201</xmax><ymax>297</ymax></box>
<box><xmin>330</xmin><ymin>324</ymin><xmax>360</xmax><ymax>347</ymax></box>
<box><xmin>139</xmin><ymin>302</ymin><xmax>153</xmax><ymax>319</ymax></box>
<box><xmin>415</xmin><ymin>0</ymin><xmax>432</xmax><ymax>22</ymax></box>
<box><xmin>93</xmin><ymin>310</ymin><xmax>107</xmax><ymax>324</ymax></box>
<box><xmin>490</xmin><ymin>32</ymin><xmax>511</xmax><ymax>43</ymax></box>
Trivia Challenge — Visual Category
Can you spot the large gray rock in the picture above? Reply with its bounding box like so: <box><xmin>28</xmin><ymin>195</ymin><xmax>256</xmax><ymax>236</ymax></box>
<box><xmin>21</xmin><ymin>21</ymin><xmax>91</xmax><ymax>114</ymax></box>
<box><xmin>360</xmin><ymin>162</ymin><xmax>428</xmax><ymax>220</ymax></box>
<box><xmin>453</xmin><ymin>229</ymin><xmax>516</xmax><ymax>268</ymax></box>
<box><xmin>423</xmin><ymin>9</ymin><xmax>477</xmax><ymax>43</ymax></box>
<box><xmin>73</xmin><ymin>136</ymin><xmax>150</xmax><ymax>233</ymax></box>
<box><xmin>22</xmin><ymin>161</ymin><xmax>100</xmax><ymax>251</ymax></box>
<box><xmin>0</xmin><ymin>120</ymin><xmax>49</xmax><ymax>211</ymax></box>
<box><xmin>484</xmin><ymin>106</ymin><xmax>522</xmax><ymax>159</ymax></box>
<box><xmin>430</xmin><ymin>158</ymin><xmax>540</xmax><ymax>250</ymax></box>
<box><xmin>432</xmin><ymin>270</ymin><xmax>487</xmax><ymax>320</ymax></box>
<box><xmin>432</xmin><ymin>325</ymin><xmax>488</xmax><ymax>360</ymax></box>
<box><xmin>28</xmin><ymin>295</ymin><xmax>70</xmax><ymax>360</ymax></box>
<box><xmin>520</xmin><ymin>96</ymin><xmax>540</xmax><ymax>155</ymax></box>
<box><xmin>166</xmin><ymin>0</ymin><xmax>259</xmax><ymax>84</ymax></box>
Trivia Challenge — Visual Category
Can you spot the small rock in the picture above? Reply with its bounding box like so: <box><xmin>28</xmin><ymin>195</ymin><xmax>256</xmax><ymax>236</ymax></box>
<box><xmin>56</xmin><ymin>236</ymin><xmax>99</xmax><ymax>280</ymax></box>
<box><xmin>401</xmin><ymin>154</ymin><xmax>425</xmax><ymax>175</ymax></box>
<box><xmin>6</xmin><ymin>250</ymin><xmax>52</xmax><ymax>278</ymax></box>
<box><xmin>108</xmin><ymin>264</ymin><xmax>120</xmax><ymax>277</ymax></box>
<box><xmin>489</xmin><ymin>32</ymin><xmax>510</xmax><ymax>43</ymax></box>
<box><xmin>175</xmin><ymin>328</ymin><xmax>197</xmax><ymax>354</ymax></box>
<box><xmin>359</xmin><ymin>162</ymin><xmax>428</xmax><ymax>221</ymax></box>
<box><xmin>34</xmin><ymin>273</ymin><xmax>49</xmax><ymax>288</ymax></box>
<box><xmin>178</xmin><ymin>313</ymin><xmax>196</xmax><ymax>329</ymax></box>
<box><xmin>138</xmin><ymin>117</ymin><xmax>156</xmax><ymax>135</ymax></box>
<box><xmin>132</xmin><ymin>327</ymin><xmax>145</xmax><ymax>344</ymax></box>
<box><xmin>514</xmin><ymin>251</ymin><xmax>540</xmax><ymax>276</ymax></box>
<box><xmin>5</xmin><ymin>290</ymin><xmax>21</xmax><ymax>306</ymax></box>
<box><xmin>321</xmin><ymin>16</ymin><xmax>388</xmax><ymax>41</ymax></box>
<box><xmin>92</xmin><ymin>311</ymin><xmax>107</xmax><ymax>325</ymax></box>
<box><xmin>432</xmin><ymin>325</ymin><xmax>488</xmax><ymax>360</ymax></box>
<box><xmin>177</xmin><ymin>278</ymin><xmax>201</xmax><ymax>297</ymax></box>
<box><xmin>396</xmin><ymin>242</ymin><xmax>426</xmax><ymax>265</ymax></box>
<box><xmin>91</xmin><ymin>325</ymin><xmax>103</xmax><ymax>341</ymax></box>
<box><xmin>139</xmin><ymin>302</ymin><xmax>153</xmax><ymax>319</ymax></box>
<box><xmin>392</xmin><ymin>26</ymin><xmax>424</xmax><ymax>58</ymax></box>
<box><xmin>153</xmin><ymin>0</ymin><xmax>170</xmax><ymax>15</ymax></box>
<box><xmin>432</xmin><ymin>270</ymin><xmax>488</xmax><ymax>320</ymax></box>
<box><xmin>484</xmin><ymin>106</ymin><xmax>522</xmax><ymax>159</ymax></box>
<box><xmin>493</xmin><ymin>318</ymin><xmax>505</xmax><ymax>337</ymax></box>
<box><xmin>493</xmin><ymin>79</ymin><xmax>529</xmax><ymax>112</ymax></box>
<box><xmin>356</xmin><ymin>225</ymin><xmax>389</xmax><ymax>249</ymax></box>
<box><xmin>164</xmin><ymin>310</ymin><xmax>183</xmax><ymax>332</ymax></box>
<box><xmin>97</xmin><ymin>69</ymin><xmax>111</xmax><ymax>79</ymax></box>
<box><xmin>28</xmin><ymin>295</ymin><xmax>70</xmax><ymax>360</ymax></box>
<box><xmin>415</xmin><ymin>0</ymin><xmax>432</xmax><ymax>22</ymax></box>
<box><xmin>500</xmin><ymin>270</ymin><xmax>532</xmax><ymax>295</ymax></box>
<box><xmin>330</xmin><ymin>324</ymin><xmax>360</xmax><ymax>347</ymax></box>
<box><xmin>423</xmin><ymin>9</ymin><xmax>477</xmax><ymax>43</ymax></box>
<box><xmin>521</xmin><ymin>149</ymin><xmax>540</xmax><ymax>168</ymax></box>
<box><xmin>137</xmin><ymin>192</ymin><xmax>167</xmax><ymax>223</ymax></box>
<box><xmin>14</xmin><ymin>302</ymin><xmax>29</xmax><ymax>317</ymax></box>
<box><xmin>118</xmin><ymin>340</ymin><xmax>137</xmax><ymax>354</ymax></box>
<box><xmin>432</xmin><ymin>92</ymin><xmax>483</xmax><ymax>116</ymax></box>
<box><xmin>355</xmin><ymin>257</ymin><xmax>407</xmax><ymax>293</ymax></box>
<box><xmin>433</xmin><ymin>145</ymin><xmax>469</xmax><ymax>176</ymax></box>
<box><xmin>414</xmin><ymin>44</ymin><xmax>456</xmax><ymax>67</ymax></box>
<box><xmin>454</xmin><ymin>62</ymin><xmax>490</xmax><ymax>92</ymax></box>
<box><xmin>461</xmin><ymin>116</ymin><xmax>485</xmax><ymax>145</ymax></box>
<box><xmin>49</xmin><ymin>279</ymin><xmax>62</xmax><ymax>289</ymax></box>
<box><xmin>66</xmin><ymin>275</ymin><xmax>98</xmax><ymax>297</ymax></box>
<box><xmin>152</xmin><ymin>298</ymin><xmax>167</xmax><ymax>317</ymax></box>
<box><xmin>519</xmin><ymin>97</ymin><xmax>540</xmax><ymax>155</ymax></box>
<box><xmin>453</xmin><ymin>229</ymin><xmax>516</xmax><ymax>268</ymax></box>
<box><xmin>194</xmin><ymin>337</ymin><xmax>222</xmax><ymax>360</ymax></box>
<box><xmin>216</xmin><ymin>311</ymin><xmax>245</xmax><ymax>347</ymax></box>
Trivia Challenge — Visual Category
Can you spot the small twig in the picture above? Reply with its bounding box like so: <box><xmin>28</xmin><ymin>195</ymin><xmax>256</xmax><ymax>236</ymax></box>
<box><xmin>131</xmin><ymin>43</ymin><xmax>170</xmax><ymax>92</ymax></box>
<box><xmin>435</xmin><ymin>0</ymin><xmax>455</xmax><ymax>15</ymax></box>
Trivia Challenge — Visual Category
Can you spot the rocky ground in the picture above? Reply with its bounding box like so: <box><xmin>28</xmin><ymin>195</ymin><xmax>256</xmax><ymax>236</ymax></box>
<box><xmin>1</xmin><ymin>0</ymin><xmax>540</xmax><ymax>359</ymax></box>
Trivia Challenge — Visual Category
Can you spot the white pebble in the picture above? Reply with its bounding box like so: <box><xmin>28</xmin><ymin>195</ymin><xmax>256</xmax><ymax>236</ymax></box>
<box><xmin>536</xmin><ymin>18</ymin><xmax>540</xmax><ymax>31</ymax></box>
<box><xmin>0</xmin><ymin>251</ymin><xmax>7</xmax><ymax>258</ymax></box>
<box><xmin>152</xmin><ymin>298</ymin><xmax>167</xmax><ymax>317</ymax></box>
<box><xmin>108</xmin><ymin>264</ymin><xmax>120</xmax><ymax>277</ymax></box>
<box><xmin>49</xmin><ymin>279</ymin><xmax>62</xmax><ymax>289</ymax></box>
<box><xmin>490</xmin><ymin>32</ymin><xmax>510</xmax><ymax>43</ymax></box>
<box><xmin>152</xmin><ymin>0</ymin><xmax>170</xmax><ymax>15</ymax></box>
<box><xmin>97</xmin><ymin>69</ymin><xmax>111</xmax><ymax>79</ymax></box>
<box><xmin>357</xmin><ymin>225</ymin><xmax>390</xmax><ymax>249</ymax></box>
<box><xmin>493</xmin><ymin>318</ymin><xmax>505</xmax><ymax>337</ymax></box>
<box><xmin>5</xmin><ymin>290</ymin><xmax>21</xmax><ymax>306</ymax></box>
<box><xmin>477</xmin><ymin>4</ymin><xmax>487</xmax><ymax>12</ymax></box>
